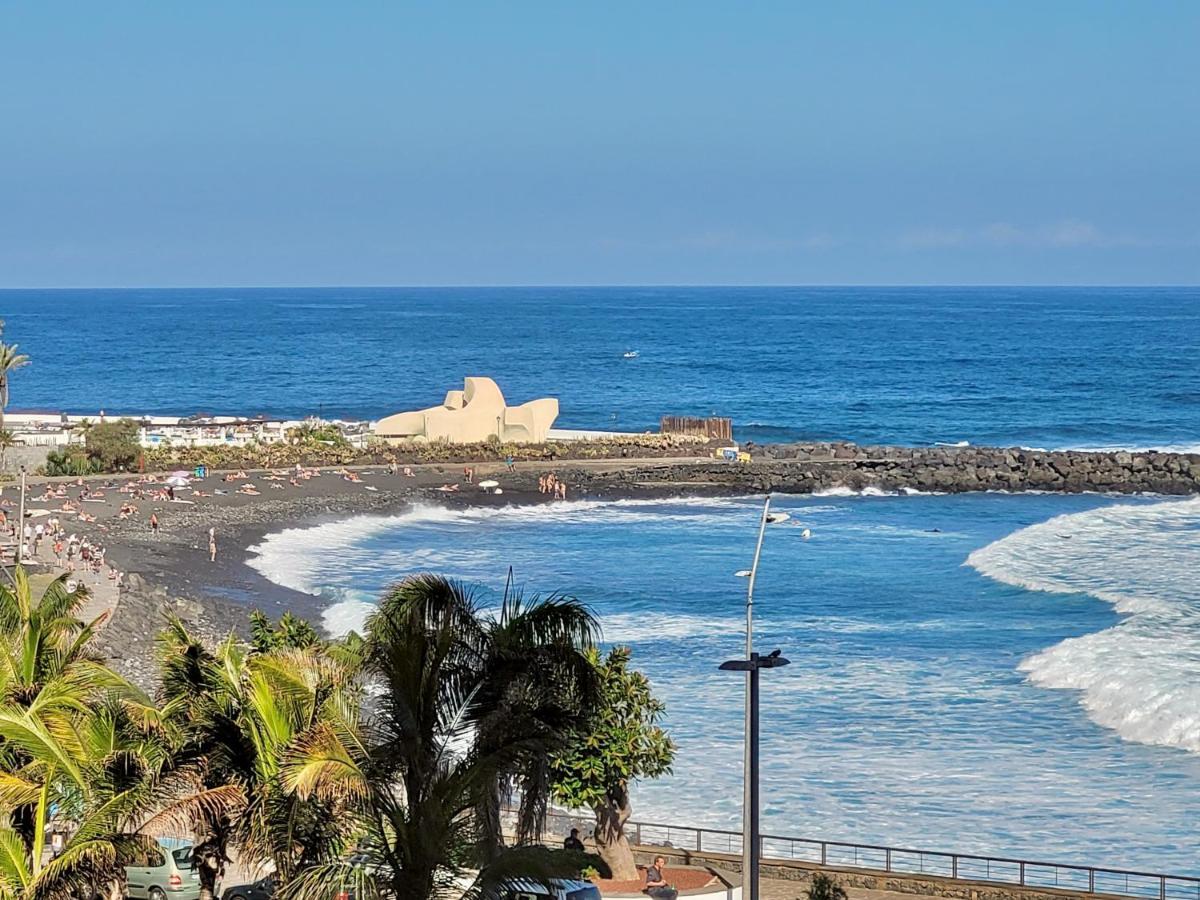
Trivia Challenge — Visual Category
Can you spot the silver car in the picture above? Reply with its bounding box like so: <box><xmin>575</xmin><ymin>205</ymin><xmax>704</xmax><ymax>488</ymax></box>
<box><xmin>125</xmin><ymin>844</ymin><xmax>202</xmax><ymax>900</ymax></box>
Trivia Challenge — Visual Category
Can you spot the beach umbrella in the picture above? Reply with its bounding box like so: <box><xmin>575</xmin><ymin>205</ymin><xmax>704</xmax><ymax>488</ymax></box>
<box><xmin>166</xmin><ymin>475</ymin><xmax>190</xmax><ymax>487</ymax></box>
<box><xmin>478</xmin><ymin>479</ymin><xmax>499</xmax><ymax>489</ymax></box>
<box><xmin>170</xmin><ymin>470</ymin><xmax>191</xmax><ymax>479</ymax></box>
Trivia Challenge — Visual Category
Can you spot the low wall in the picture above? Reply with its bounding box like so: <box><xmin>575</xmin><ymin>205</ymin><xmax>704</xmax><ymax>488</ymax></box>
<box><xmin>1</xmin><ymin>445</ymin><xmax>51</xmax><ymax>475</ymax></box>
<box><xmin>586</xmin><ymin>443</ymin><xmax>1200</xmax><ymax>495</ymax></box>
<box><xmin>631</xmin><ymin>845</ymin><xmax>1122</xmax><ymax>900</ymax></box>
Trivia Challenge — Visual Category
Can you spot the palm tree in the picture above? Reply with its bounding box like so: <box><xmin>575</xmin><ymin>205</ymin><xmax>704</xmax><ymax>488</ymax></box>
<box><xmin>0</xmin><ymin>430</ymin><xmax>14</xmax><ymax>473</ymax></box>
<box><xmin>157</xmin><ymin>619</ymin><xmax>361</xmax><ymax>900</ymax></box>
<box><xmin>0</xmin><ymin>568</ymin><xmax>121</xmax><ymax>714</ymax></box>
<box><xmin>0</xmin><ymin>568</ymin><xmax>237</xmax><ymax>900</ymax></box>
<box><xmin>0</xmin><ymin>336</ymin><xmax>29</xmax><ymax>431</ymax></box>
<box><xmin>279</xmin><ymin>573</ymin><xmax>601</xmax><ymax>900</ymax></box>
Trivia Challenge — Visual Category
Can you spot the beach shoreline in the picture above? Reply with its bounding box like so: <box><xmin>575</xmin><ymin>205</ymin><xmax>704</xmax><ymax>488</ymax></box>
<box><xmin>16</xmin><ymin>444</ymin><xmax>1200</xmax><ymax>687</ymax></box>
<box><xmin>18</xmin><ymin>456</ymin><xmax>726</xmax><ymax>685</ymax></box>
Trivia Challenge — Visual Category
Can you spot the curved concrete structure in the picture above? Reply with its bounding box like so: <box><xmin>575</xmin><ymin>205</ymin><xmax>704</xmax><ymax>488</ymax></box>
<box><xmin>374</xmin><ymin>377</ymin><xmax>559</xmax><ymax>444</ymax></box>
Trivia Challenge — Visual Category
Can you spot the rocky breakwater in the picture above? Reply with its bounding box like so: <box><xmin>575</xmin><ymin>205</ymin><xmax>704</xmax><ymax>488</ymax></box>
<box><xmin>582</xmin><ymin>443</ymin><xmax>1200</xmax><ymax>495</ymax></box>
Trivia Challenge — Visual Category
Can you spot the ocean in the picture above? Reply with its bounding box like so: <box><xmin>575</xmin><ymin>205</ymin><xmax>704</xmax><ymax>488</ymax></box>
<box><xmin>7</xmin><ymin>285</ymin><xmax>1200</xmax><ymax>450</ymax></box>
<box><xmin>12</xmin><ymin>286</ymin><xmax>1200</xmax><ymax>870</ymax></box>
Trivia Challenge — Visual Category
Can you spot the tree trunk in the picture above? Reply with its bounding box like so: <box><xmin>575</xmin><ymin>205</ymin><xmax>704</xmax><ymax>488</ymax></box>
<box><xmin>594</xmin><ymin>788</ymin><xmax>638</xmax><ymax>881</ymax></box>
<box><xmin>194</xmin><ymin>842</ymin><xmax>224</xmax><ymax>900</ymax></box>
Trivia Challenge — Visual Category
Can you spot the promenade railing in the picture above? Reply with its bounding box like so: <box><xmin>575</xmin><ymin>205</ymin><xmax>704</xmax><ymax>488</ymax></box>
<box><xmin>538</xmin><ymin>811</ymin><xmax>1200</xmax><ymax>900</ymax></box>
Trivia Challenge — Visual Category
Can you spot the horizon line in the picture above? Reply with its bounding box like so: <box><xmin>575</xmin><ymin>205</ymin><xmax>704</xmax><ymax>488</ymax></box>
<box><xmin>2</xmin><ymin>282</ymin><xmax>1199</xmax><ymax>292</ymax></box>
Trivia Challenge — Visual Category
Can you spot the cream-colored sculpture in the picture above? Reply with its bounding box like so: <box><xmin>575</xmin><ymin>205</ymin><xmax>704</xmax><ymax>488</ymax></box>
<box><xmin>374</xmin><ymin>377</ymin><xmax>559</xmax><ymax>444</ymax></box>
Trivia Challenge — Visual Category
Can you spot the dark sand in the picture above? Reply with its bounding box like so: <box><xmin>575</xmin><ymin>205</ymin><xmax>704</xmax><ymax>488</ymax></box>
<box><xmin>18</xmin><ymin>457</ymin><xmax>719</xmax><ymax>682</ymax></box>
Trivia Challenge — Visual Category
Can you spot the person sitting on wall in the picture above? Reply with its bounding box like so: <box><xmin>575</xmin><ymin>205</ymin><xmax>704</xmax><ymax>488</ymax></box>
<box><xmin>645</xmin><ymin>856</ymin><xmax>677</xmax><ymax>900</ymax></box>
<box><xmin>563</xmin><ymin>828</ymin><xmax>585</xmax><ymax>852</ymax></box>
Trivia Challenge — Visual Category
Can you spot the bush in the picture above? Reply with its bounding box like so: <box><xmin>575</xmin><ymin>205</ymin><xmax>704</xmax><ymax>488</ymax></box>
<box><xmin>43</xmin><ymin>447</ymin><xmax>100</xmax><ymax>477</ymax></box>
<box><xmin>85</xmin><ymin>418</ymin><xmax>141</xmax><ymax>472</ymax></box>
<box><xmin>807</xmin><ymin>873</ymin><xmax>846</xmax><ymax>900</ymax></box>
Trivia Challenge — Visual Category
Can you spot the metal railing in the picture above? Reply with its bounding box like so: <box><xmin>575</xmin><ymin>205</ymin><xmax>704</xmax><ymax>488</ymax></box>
<box><xmin>539</xmin><ymin>811</ymin><xmax>1200</xmax><ymax>900</ymax></box>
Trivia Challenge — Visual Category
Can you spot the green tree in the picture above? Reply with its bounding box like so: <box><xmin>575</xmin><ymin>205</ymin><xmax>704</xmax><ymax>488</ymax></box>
<box><xmin>84</xmin><ymin>418</ymin><xmax>141</xmax><ymax>472</ymax></box>
<box><xmin>549</xmin><ymin>646</ymin><xmax>675</xmax><ymax>880</ymax></box>
<box><xmin>249</xmin><ymin>610</ymin><xmax>321</xmax><ymax>653</ymax></box>
<box><xmin>279</xmin><ymin>574</ymin><xmax>602</xmax><ymax>900</ymax></box>
<box><xmin>0</xmin><ymin>323</ymin><xmax>30</xmax><ymax>431</ymax></box>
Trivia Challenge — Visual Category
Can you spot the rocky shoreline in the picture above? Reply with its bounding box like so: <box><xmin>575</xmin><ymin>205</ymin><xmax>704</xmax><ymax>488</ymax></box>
<box><xmin>576</xmin><ymin>443</ymin><xmax>1200</xmax><ymax>495</ymax></box>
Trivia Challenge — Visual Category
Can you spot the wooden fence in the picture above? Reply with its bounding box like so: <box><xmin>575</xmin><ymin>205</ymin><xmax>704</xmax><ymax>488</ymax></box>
<box><xmin>660</xmin><ymin>416</ymin><xmax>733</xmax><ymax>442</ymax></box>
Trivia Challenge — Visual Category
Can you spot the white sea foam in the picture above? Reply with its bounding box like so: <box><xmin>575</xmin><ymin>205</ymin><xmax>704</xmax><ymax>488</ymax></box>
<box><xmin>967</xmin><ymin>497</ymin><xmax>1200</xmax><ymax>751</ymax></box>
<box><xmin>322</xmin><ymin>595</ymin><xmax>377</xmax><ymax>636</ymax></box>
<box><xmin>248</xmin><ymin>496</ymin><xmax>759</xmax><ymax>609</ymax></box>
<box><xmin>813</xmin><ymin>485</ymin><xmax>944</xmax><ymax>498</ymax></box>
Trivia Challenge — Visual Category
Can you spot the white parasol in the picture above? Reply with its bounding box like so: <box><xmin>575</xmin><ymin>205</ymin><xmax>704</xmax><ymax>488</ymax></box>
<box><xmin>478</xmin><ymin>479</ymin><xmax>499</xmax><ymax>489</ymax></box>
<box><xmin>166</xmin><ymin>475</ymin><xmax>191</xmax><ymax>487</ymax></box>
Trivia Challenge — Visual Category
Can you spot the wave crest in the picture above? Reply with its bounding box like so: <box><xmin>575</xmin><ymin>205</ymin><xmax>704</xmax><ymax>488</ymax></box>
<box><xmin>967</xmin><ymin>497</ymin><xmax>1200</xmax><ymax>751</ymax></box>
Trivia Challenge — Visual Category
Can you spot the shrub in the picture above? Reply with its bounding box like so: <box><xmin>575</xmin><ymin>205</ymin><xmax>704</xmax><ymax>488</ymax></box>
<box><xmin>43</xmin><ymin>446</ymin><xmax>100</xmax><ymax>476</ymax></box>
<box><xmin>807</xmin><ymin>873</ymin><xmax>847</xmax><ymax>900</ymax></box>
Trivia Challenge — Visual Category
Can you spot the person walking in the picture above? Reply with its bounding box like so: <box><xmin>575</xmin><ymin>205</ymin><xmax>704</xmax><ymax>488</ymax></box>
<box><xmin>150</xmin><ymin>513</ymin><xmax>159</xmax><ymax>536</ymax></box>
<box><xmin>208</xmin><ymin>527</ymin><xmax>217</xmax><ymax>563</ymax></box>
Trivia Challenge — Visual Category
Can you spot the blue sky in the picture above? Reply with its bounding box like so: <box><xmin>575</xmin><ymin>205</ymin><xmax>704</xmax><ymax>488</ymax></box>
<box><xmin>1</xmin><ymin>1</ymin><xmax>1197</xmax><ymax>286</ymax></box>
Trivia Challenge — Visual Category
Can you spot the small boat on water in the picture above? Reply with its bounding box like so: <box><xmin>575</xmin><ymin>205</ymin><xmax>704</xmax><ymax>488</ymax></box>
<box><xmin>623</xmin><ymin>350</ymin><xmax>639</xmax><ymax>359</ymax></box>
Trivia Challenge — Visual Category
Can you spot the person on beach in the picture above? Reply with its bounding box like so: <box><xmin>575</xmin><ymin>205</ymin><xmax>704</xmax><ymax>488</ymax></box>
<box><xmin>150</xmin><ymin>513</ymin><xmax>159</xmax><ymax>535</ymax></box>
<box><xmin>645</xmin><ymin>856</ymin><xmax>677</xmax><ymax>900</ymax></box>
<box><xmin>505</xmin><ymin>454</ymin><xmax>515</xmax><ymax>473</ymax></box>
<box><xmin>208</xmin><ymin>527</ymin><xmax>217</xmax><ymax>563</ymax></box>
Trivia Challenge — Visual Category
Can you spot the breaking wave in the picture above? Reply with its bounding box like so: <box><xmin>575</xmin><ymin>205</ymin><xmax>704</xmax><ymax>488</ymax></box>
<box><xmin>967</xmin><ymin>497</ymin><xmax>1200</xmax><ymax>751</ymax></box>
<box><xmin>247</xmin><ymin>497</ymin><xmax>758</xmax><ymax>595</ymax></box>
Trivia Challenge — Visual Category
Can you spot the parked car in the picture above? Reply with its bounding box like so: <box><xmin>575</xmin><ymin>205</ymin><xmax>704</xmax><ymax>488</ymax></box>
<box><xmin>220</xmin><ymin>875</ymin><xmax>276</xmax><ymax>900</ymax></box>
<box><xmin>124</xmin><ymin>843</ymin><xmax>202</xmax><ymax>900</ymax></box>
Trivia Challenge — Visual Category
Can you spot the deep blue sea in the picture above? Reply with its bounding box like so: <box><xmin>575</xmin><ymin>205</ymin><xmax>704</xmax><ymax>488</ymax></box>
<box><xmin>6</xmin><ymin>286</ymin><xmax>1200</xmax><ymax>449</ymax></box>
<box><xmin>13</xmin><ymin>287</ymin><xmax>1200</xmax><ymax>870</ymax></box>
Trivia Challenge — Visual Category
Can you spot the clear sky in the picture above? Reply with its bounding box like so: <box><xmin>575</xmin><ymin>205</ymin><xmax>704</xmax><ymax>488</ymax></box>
<box><xmin>2</xmin><ymin>1</ymin><xmax>1197</xmax><ymax>287</ymax></box>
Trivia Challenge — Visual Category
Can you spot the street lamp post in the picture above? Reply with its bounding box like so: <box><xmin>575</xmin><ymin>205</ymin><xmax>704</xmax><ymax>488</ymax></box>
<box><xmin>16</xmin><ymin>466</ymin><xmax>26</xmax><ymax>566</ymax></box>
<box><xmin>720</xmin><ymin>650</ymin><xmax>790</xmax><ymax>900</ymax></box>
<box><xmin>731</xmin><ymin>497</ymin><xmax>790</xmax><ymax>900</ymax></box>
